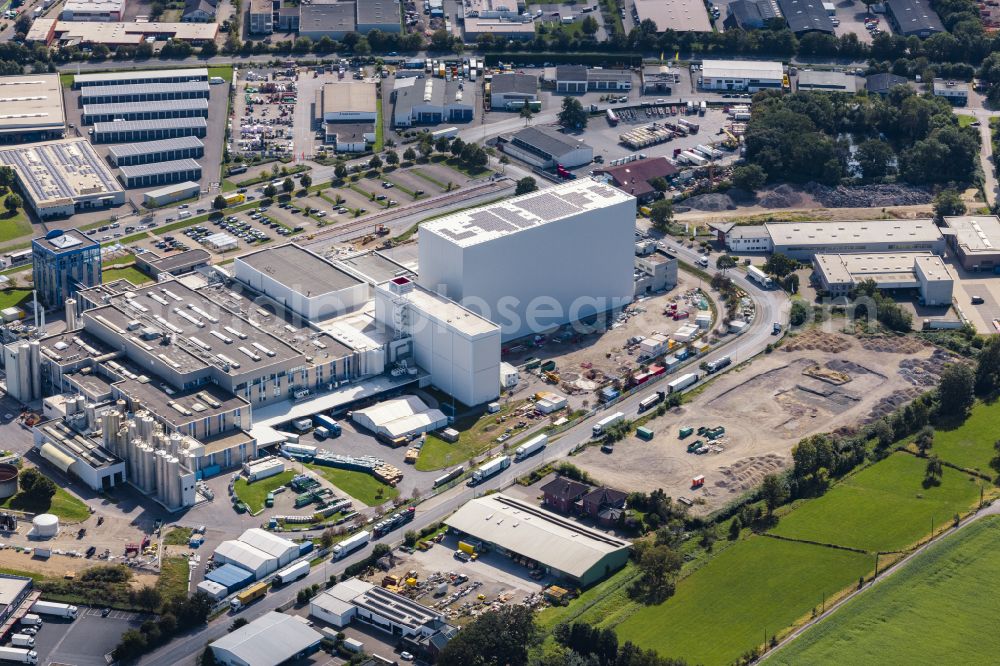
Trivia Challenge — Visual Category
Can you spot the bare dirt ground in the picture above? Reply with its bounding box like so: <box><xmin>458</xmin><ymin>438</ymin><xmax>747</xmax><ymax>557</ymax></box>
<box><xmin>573</xmin><ymin>330</ymin><xmax>951</xmax><ymax>514</ymax></box>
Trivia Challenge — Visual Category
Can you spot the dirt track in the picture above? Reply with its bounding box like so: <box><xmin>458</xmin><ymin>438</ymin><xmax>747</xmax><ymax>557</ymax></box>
<box><xmin>573</xmin><ymin>331</ymin><xmax>949</xmax><ymax>513</ymax></box>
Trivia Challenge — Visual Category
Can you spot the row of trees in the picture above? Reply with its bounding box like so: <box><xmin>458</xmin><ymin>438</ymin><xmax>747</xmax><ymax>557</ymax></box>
<box><xmin>744</xmin><ymin>90</ymin><xmax>979</xmax><ymax>187</ymax></box>
<box><xmin>113</xmin><ymin>592</ymin><xmax>214</xmax><ymax>661</ymax></box>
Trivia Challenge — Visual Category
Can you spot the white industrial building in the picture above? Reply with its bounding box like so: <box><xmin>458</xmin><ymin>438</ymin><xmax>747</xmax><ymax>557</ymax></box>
<box><xmin>318</xmin><ymin>81</ymin><xmax>377</xmax><ymax>123</ymax></box>
<box><xmin>235</xmin><ymin>244</ymin><xmax>370</xmax><ymax>321</ymax></box>
<box><xmin>489</xmin><ymin>73</ymin><xmax>538</xmax><ymax>110</ymax></box>
<box><xmin>374</xmin><ymin>276</ymin><xmax>501</xmax><ymax>406</ymax></box>
<box><xmin>812</xmin><ymin>252</ymin><xmax>954</xmax><ymax>305</ymax></box>
<box><xmin>312</xmin><ymin>577</ymin><xmax>450</xmax><ymax>637</ymax></box>
<box><xmin>211</xmin><ymin>611</ymin><xmax>322</xmax><ymax>666</ymax></box>
<box><xmin>700</xmin><ymin>59</ymin><xmax>784</xmax><ymax>91</ymax></box>
<box><xmin>213</xmin><ymin>528</ymin><xmax>300</xmax><ymax>579</ymax></box>
<box><xmin>418</xmin><ymin>180</ymin><xmax>636</xmax><ymax>341</ymax></box>
<box><xmin>351</xmin><ymin>395</ymin><xmax>447</xmax><ymax>440</ymax></box>
<box><xmin>502</xmin><ymin>126</ymin><xmax>593</xmax><ymax>169</ymax></box>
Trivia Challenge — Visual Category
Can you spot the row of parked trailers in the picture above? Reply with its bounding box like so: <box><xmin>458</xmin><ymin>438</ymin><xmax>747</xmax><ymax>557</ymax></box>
<box><xmin>619</xmin><ymin>118</ymin><xmax>701</xmax><ymax>150</ymax></box>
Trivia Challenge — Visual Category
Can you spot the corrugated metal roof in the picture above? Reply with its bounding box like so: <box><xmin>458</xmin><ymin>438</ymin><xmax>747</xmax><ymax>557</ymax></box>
<box><xmin>83</xmin><ymin>98</ymin><xmax>209</xmax><ymax>117</ymax></box>
<box><xmin>119</xmin><ymin>158</ymin><xmax>202</xmax><ymax>179</ymax></box>
<box><xmin>92</xmin><ymin>117</ymin><xmax>208</xmax><ymax>133</ymax></box>
<box><xmin>211</xmin><ymin>612</ymin><xmax>322</xmax><ymax>664</ymax></box>
<box><xmin>107</xmin><ymin>136</ymin><xmax>204</xmax><ymax>159</ymax></box>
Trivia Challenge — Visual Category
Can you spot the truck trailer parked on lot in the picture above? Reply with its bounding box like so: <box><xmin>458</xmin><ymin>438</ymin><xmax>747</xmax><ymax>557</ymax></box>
<box><xmin>514</xmin><ymin>434</ymin><xmax>547</xmax><ymax>461</ymax></box>
<box><xmin>275</xmin><ymin>561</ymin><xmax>310</xmax><ymax>585</ymax></box>
<box><xmin>9</xmin><ymin>636</ymin><xmax>33</xmax><ymax>648</ymax></box>
<box><xmin>469</xmin><ymin>456</ymin><xmax>511</xmax><ymax>485</ymax></box>
<box><xmin>592</xmin><ymin>412</ymin><xmax>625</xmax><ymax>437</ymax></box>
<box><xmin>230</xmin><ymin>582</ymin><xmax>268</xmax><ymax>611</ymax></box>
<box><xmin>667</xmin><ymin>373</ymin><xmax>699</xmax><ymax>394</ymax></box>
<box><xmin>0</xmin><ymin>648</ymin><xmax>37</xmax><ymax>664</ymax></box>
<box><xmin>30</xmin><ymin>601</ymin><xmax>77</xmax><ymax>619</ymax></box>
<box><xmin>313</xmin><ymin>414</ymin><xmax>342</xmax><ymax>437</ymax></box>
<box><xmin>333</xmin><ymin>530</ymin><xmax>371</xmax><ymax>560</ymax></box>
<box><xmin>18</xmin><ymin>615</ymin><xmax>40</xmax><ymax>628</ymax></box>
<box><xmin>746</xmin><ymin>265</ymin><xmax>773</xmax><ymax>288</ymax></box>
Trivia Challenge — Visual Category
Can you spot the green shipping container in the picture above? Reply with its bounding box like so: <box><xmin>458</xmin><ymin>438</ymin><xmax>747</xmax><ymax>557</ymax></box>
<box><xmin>679</xmin><ymin>427</ymin><xmax>694</xmax><ymax>439</ymax></box>
<box><xmin>637</xmin><ymin>427</ymin><xmax>654</xmax><ymax>441</ymax></box>
<box><xmin>540</xmin><ymin>360</ymin><xmax>557</xmax><ymax>372</ymax></box>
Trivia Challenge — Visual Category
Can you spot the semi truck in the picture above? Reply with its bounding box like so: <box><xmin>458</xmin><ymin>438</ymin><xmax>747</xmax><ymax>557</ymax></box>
<box><xmin>706</xmin><ymin>356</ymin><xmax>732</xmax><ymax>373</ymax></box>
<box><xmin>468</xmin><ymin>455</ymin><xmax>511</xmax><ymax>486</ymax></box>
<box><xmin>30</xmin><ymin>601</ymin><xmax>77</xmax><ymax>619</ymax></box>
<box><xmin>0</xmin><ymin>647</ymin><xmax>37</xmax><ymax>664</ymax></box>
<box><xmin>514</xmin><ymin>434</ymin><xmax>547</xmax><ymax>461</ymax></box>
<box><xmin>638</xmin><ymin>391</ymin><xmax>666</xmax><ymax>413</ymax></box>
<box><xmin>746</xmin><ymin>265</ymin><xmax>774</xmax><ymax>288</ymax></box>
<box><xmin>275</xmin><ymin>560</ymin><xmax>310</xmax><ymax>585</ymax></box>
<box><xmin>433</xmin><ymin>466</ymin><xmax>464</xmax><ymax>487</ymax></box>
<box><xmin>592</xmin><ymin>412</ymin><xmax>625</xmax><ymax>437</ymax></box>
<box><xmin>230</xmin><ymin>582</ymin><xmax>268</xmax><ymax>611</ymax></box>
<box><xmin>313</xmin><ymin>414</ymin><xmax>342</xmax><ymax>436</ymax></box>
<box><xmin>667</xmin><ymin>373</ymin><xmax>699</xmax><ymax>394</ymax></box>
<box><xmin>333</xmin><ymin>530</ymin><xmax>371</xmax><ymax>560</ymax></box>
<box><xmin>10</xmin><ymin>636</ymin><xmax>33</xmax><ymax>648</ymax></box>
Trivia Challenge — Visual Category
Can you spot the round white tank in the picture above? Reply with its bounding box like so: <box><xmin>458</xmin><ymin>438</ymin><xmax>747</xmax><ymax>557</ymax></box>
<box><xmin>32</xmin><ymin>514</ymin><xmax>58</xmax><ymax>538</ymax></box>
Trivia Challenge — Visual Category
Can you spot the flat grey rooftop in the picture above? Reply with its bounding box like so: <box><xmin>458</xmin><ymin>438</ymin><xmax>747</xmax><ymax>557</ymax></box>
<box><xmin>74</xmin><ymin>68</ymin><xmax>209</xmax><ymax>86</ymax></box>
<box><xmin>107</xmin><ymin>136</ymin><xmax>205</xmax><ymax>160</ymax></box>
<box><xmin>93</xmin><ymin>117</ymin><xmax>208</xmax><ymax>134</ymax></box>
<box><xmin>239</xmin><ymin>244</ymin><xmax>364</xmax><ymax>295</ymax></box>
<box><xmin>114</xmin><ymin>375</ymin><xmax>250</xmax><ymax>428</ymax></box>
<box><xmin>79</xmin><ymin>80</ymin><xmax>210</xmax><ymax>100</ymax></box>
<box><xmin>119</xmin><ymin>159</ymin><xmax>202</xmax><ymax>179</ymax></box>
<box><xmin>335</xmin><ymin>250</ymin><xmax>413</xmax><ymax>285</ymax></box>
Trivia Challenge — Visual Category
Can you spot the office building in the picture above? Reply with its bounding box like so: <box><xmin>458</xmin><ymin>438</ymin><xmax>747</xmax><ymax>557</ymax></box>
<box><xmin>640</xmin><ymin>65</ymin><xmax>679</xmax><ymax>95</ymax></box>
<box><xmin>0</xmin><ymin>74</ymin><xmax>66</xmax><ymax>144</ymax></box>
<box><xmin>884</xmin><ymin>0</ymin><xmax>943</xmax><ymax>36</ymax></box>
<box><xmin>813</xmin><ymin>252</ymin><xmax>954</xmax><ymax>305</ymax></box>
<box><xmin>32</xmin><ymin>229</ymin><xmax>102</xmax><ymax>309</ymax></box>
<box><xmin>182</xmin><ymin>0</ymin><xmax>217</xmax><ymax>21</ymax></box>
<box><xmin>699</xmin><ymin>59</ymin><xmax>784</xmax><ymax>91</ymax></box>
<box><xmin>211</xmin><ymin>612</ymin><xmax>322</xmax><ymax>666</ymax></box>
<box><xmin>249</xmin><ymin>0</ymin><xmax>274</xmax><ymax>33</ymax></box>
<box><xmin>502</xmin><ymin>126</ymin><xmax>593</xmax><ymax>169</ymax></box>
<box><xmin>445</xmin><ymin>494</ymin><xmax>631</xmax><ymax>586</ymax></box>
<box><xmin>490</xmin><ymin>73</ymin><xmax>538</xmax><ymax>110</ymax></box>
<box><xmin>941</xmin><ymin>215</ymin><xmax>1000</xmax><ymax>271</ymax></box>
<box><xmin>635</xmin><ymin>251</ymin><xmax>678</xmax><ymax>296</ymax></box>
<box><xmin>933</xmin><ymin>79</ymin><xmax>968</xmax><ymax>105</ymax></box>
<box><xmin>107</xmin><ymin>136</ymin><xmax>205</xmax><ymax>167</ymax></box>
<box><xmin>418</xmin><ymin>180</ymin><xmax>635</xmax><ymax>341</ymax></box>
<box><xmin>391</xmin><ymin>77</ymin><xmax>473</xmax><ymax>127</ymax></box>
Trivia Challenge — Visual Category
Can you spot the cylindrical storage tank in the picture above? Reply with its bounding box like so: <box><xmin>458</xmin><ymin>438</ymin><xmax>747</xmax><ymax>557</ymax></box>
<box><xmin>169</xmin><ymin>433</ymin><xmax>182</xmax><ymax>456</ymax></box>
<box><xmin>65</xmin><ymin>298</ymin><xmax>78</xmax><ymax>331</ymax></box>
<box><xmin>32</xmin><ymin>514</ymin><xmax>58</xmax><ymax>538</ymax></box>
<box><xmin>142</xmin><ymin>445</ymin><xmax>155</xmax><ymax>492</ymax></box>
<box><xmin>139</xmin><ymin>415</ymin><xmax>154</xmax><ymax>442</ymax></box>
<box><xmin>167</xmin><ymin>457</ymin><xmax>180</xmax><ymax>508</ymax></box>
<box><xmin>85</xmin><ymin>403</ymin><xmax>97</xmax><ymax>430</ymax></box>
<box><xmin>17</xmin><ymin>344</ymin><xmax>29</xmax><ymax>403</ymax></box>
<box><xmin>155</xmin><ymin>450</ymin><xmax>167</xmax><ymax>499</ymax></box>
<box><xmin>0</xmin><ymin>464</ymin><xmax>18</xmax><ymax>500</ymax></box>
<box><xmin>28</xmin><ymin>341</ymin><xmax>40</xmax><ymax>400</ymax></box>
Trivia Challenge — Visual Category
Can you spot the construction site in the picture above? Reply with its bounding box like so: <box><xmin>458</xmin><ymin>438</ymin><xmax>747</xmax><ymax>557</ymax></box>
<box><xmin>572</xmin><ymin>330</ymin><xmax>952</xmax><ymax>513</ymax></box>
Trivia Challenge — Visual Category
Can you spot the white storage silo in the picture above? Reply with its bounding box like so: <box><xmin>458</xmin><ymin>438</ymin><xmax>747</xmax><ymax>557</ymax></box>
<box><xmin>31</xmin><ymin>514</ymin><xmax>58</xmax><ymax>538</ymax></box>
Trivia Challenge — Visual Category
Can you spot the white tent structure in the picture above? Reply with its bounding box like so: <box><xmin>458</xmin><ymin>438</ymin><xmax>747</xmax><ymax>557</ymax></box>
<box><xmin>351</xmin><ymin>395</ymin><xmax>447</xmax><ymax>440</ymax></box>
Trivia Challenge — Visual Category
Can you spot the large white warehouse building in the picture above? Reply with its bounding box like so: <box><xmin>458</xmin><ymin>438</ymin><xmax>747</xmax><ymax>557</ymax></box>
<box><xmin>418</xmin><ymin>180</ymin><xmax>636</xmax><ymax>341</ymax></box>
<box><xmin>213</xmin><ymin>528</ymin><xmax>301</xmax><ymax>579</ymax></box>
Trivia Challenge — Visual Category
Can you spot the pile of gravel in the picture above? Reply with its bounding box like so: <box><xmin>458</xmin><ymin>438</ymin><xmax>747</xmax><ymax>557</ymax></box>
<box><xmin>684</xmin><ymin>192</ymin><xmax>736</xmax><ymax>211</ymax></box>
<box><xmin>758</xmin><ymin>184</ymin><xmax>805</xmax><ymax>208</ymax></box>
<box><xmin>804</xmin><ymin>183</ymin><xmax>932</xmax><ymax>208</ymax></box>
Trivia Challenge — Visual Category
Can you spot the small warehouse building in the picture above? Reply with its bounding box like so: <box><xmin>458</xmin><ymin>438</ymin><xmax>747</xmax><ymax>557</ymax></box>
<box><xmin>866</xmin><ymin>72</ymin><xmax>907</xmax><ymax>95</ymax></box>
<box><xmin>796</xmin><ymin>70</ymin><xmax>858</xmax><ymax>93</ymax></box>
<box><xmin>318</xmin><ymin>81</ymin><xmax>377</xmax><ymax>123</ymax></box>
<box><xmin>502</xmin><ymin>126</ymin><xmax>593</xmax><ymax>169</ymax></box>
<box><xmin>776</xmin><ymin>0</ymin><xmax>834</xmax><ymax>34</ymax></box>
<box><xmin>213</xmin><ymin>528</ymin><xmax>300</xmax><ymax>579</ymax></box>
<box><xmin>641</xmin><ymin>65</ymin><xmax>679</xmax><ymax>95</ymax></box>
<box><xmin>0</xmin><ymin>73</ymin><xmax>66</xmax><ymax>145</ymax></box>
<box><xmin>118</xmin><ymin>158</ymin><xmax>202</xmax><ymax>189</ymax></box>
<box><xmin>883</xmin><ymin>0</ymin><xmax>943</xmax><ymax>36</ymax></box>
<box><xmin>356</xmin><ymin>0</ymin><xmax>402</xmax><ymax>33</ymax></box>
<box><xmin>700</xmin><ymin>59</ymin><xmax>783</xmax><ymax>92</ymax></box>
<box><xmin>143</xmin><ymin>180</ymin><xmax>201</xmax><ymax>207</ymax></box>
<box><xmin>594</xmin><ymin>156</ymin><xmax>679</xmax><ymax>202</ymax></box>
<box><xmin>489</xmin><ymin>73</ymin><xmax>538</xmax><ymax>110</ymax></box>
<box><xmin>554</xmin><ymin>65</ymin><xmax>632</xmax><ymax>93</ymax></box>
<box><xmin>136</xmin><ymin>248</ymin><xmax>211</xmax><ymax>277</ymax></box>
<box><xmin>351</xmin><ymin>395</ymin><xmax>447</xmax><ymax>441</ymax></box>
<box><xmin>79</xmin><ymin>80</ymin><xmax>210</xmax><ymax>105</ymax></box>
<box><xmin>32</xmin><ymin>417</ymin><xmax>126</xmax><ymax>491</ymax></box>
<box><xmin>91</xmin><ymin>117</ymin><xmax>208</xmax><ymax>143</ymax></box>
<box><xmin>766</xmin><ymin>219</ymin><xmax>945</xmax><ymax>260</ymax></box>
<box><xmin>635</xmin><ymin>251</ymin><xmax>678</xmax><ymax>296</ymax></box>
<box><xmin>391</xmin><ymin>77</ymin><xmax>473</xmax><ymax>127</ymax></box>
<box><xmin>444</xmin><ymin>493</ymin><xmax>631</xmax><ymax>586</ymax></box>
<box><xmin>933</xmin><ymin>79</ymin><xmax>968</xmax><ymax>106</ymax></box>
<box><xmin>203</xmin><ymin>562</ymin><xmax>256</xmax><ymax>592</ymax></box>
<box><xmin>724</xmin><ymin>0</ymin><xmax>781</xmax><ymax>30</ymax></box>
<box><xmin>813</xmin><ymin>252</ymin><xmax>954</xmax><ymax>305</ymax></box>
<box><xmin>107</xmin><ymin>136</ymin><xmax>205</xmax><ymax>167</ymax></box>
<box><xmin>633</xmin><ymin>0</ymin><xmax>711</xmax><ymax>31</ymax></box>
<box><xmin>211</xmin><ymin>611</ymin><xmax>322</xmax><ymax>666</ymax></box>
<box><xmin>710</xmin><ymin>222</ymin><xmax>772</xmax><ymax>253</ymax></box>
<box><xmin>297</xmin><ymin>2</ymin><xmax>357</xmax><ymax>39</ymax></box>
<box><xmin>941</xmin><ymin>215</ymin><xmax>1000</xmax><ymax>271</ymax></box>
<box><xmin>82</xmin><ymin>98</ymin><xmax>209</xmax><ymax>124</ymax></box>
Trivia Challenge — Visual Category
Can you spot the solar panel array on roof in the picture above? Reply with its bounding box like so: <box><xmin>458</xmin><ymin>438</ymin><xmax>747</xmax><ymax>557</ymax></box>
<box><xmin>514</xmin><ymin>191</ymin><xmax>581</xmax><ymax>220</ymax></box>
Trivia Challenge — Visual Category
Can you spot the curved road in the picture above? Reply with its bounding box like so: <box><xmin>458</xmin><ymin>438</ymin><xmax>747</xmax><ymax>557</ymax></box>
<box><xmin>139</xmin><ymin>247</ymin><xmax>787</xmax><ymax>666</ymax></box>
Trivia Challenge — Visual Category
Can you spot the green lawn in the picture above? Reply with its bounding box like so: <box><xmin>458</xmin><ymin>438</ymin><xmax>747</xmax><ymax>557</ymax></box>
<box><xmin>102</xmin><ymin>266</ymin><xmax>152</xmax><ymax>286</ymax></box>
<box><xmin>0</xmin><ymin>289</ymin><xmax>32</xmax><ymax>310</ymax></box>
<box><xmin>0</xmin><ymin>197</ymin><xmax>32</xmax><ymax>243</ymax></box>
<box><xmin>162</xmin><ymin>527</ymin><xmax>193</xmax><ymax>546</ymax></box>
<box><xmin>375</xmin><ymin>98</ymin><xmax>384</xmax><ymax>152</ymax></box>
<box><xmin>415</xmin><ymin>400</ymin><xmax>525</xmax><ymax>471</ymax></box>
<box><xmin>928</xmin><ymin>400</ymin><xmax>1000</xmax><ymax>473</ymax></box>
<box><xmin>410</xmin><ymin>168</ymin><xmax>448</xmax><ymax>190</ymax></box>
<box><xmin>207</xmin><ymin>65</ymin><xmax>234</xmax><ymax>83</ymax></box>
<box><xmin>305</xmin><ymin>465</ymin><xmax>398</xmax><ymax>506</ymax></box>
<box><xmin>156</xmin><ymin>556</ymin><xmax>190</xmax><ymax>601</ymax></box>
<box><xmin>616</xmin><ymin>537</ymin><xmax>873</xmax><ymax>666</ymax></box>
<box><xmin>956</xmin><ymin>114</ymin><xmax>976</xmax><ymax>128</ymax></box>
<box><xmin>771</xmin><ymin>516</ymin><xmax>1000</xmax><ymax>665</ymax></box>
<box><xmin>102</xmin><ymin>254</ymin><xmax>136</xmax><ymax>268</ymax></box>
<box><xmin>221</xmin><ymin>180</ymin><xmax>237</xmax><ymax>193</ymax></box>
<box><xmin>233</xmin><ymin>470</ymin><xmax>296</xmax><ymax>513</ymax></box>
<box><xmin>0</xmin><ymin>485</ymin><xmax>90</xmax><ymax>522</ymax></box>
<box><xmin>770</xmin><ymin>453</ymin><xmax>982</xmax><ymax>552</ymax></box>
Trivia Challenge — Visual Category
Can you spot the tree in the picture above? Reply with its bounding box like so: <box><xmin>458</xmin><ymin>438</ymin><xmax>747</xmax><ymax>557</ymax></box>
<box><xmin>933</xmin><ymin>189</ymin><xmax>966</xmax><ymax>222</ymax></box>
<box><xmin>18</xmin><ymin>468</ymin><xmax>55</xmax><ymax>503</ymax></box>
<box><xmin>520</xmin><ymin>104</ymin><xmax>534</xmax><ymax>126</ymax></box>
<box><xmin>369</xmin><ymin>154</ymin><xmax>383</xmax><ymax>171</ymax></box>
<box><xmin>975</xmin><ymin>336</ymin><xmax>1000</xmax><ymax>396</ymax></box>
<box><xmin>581</xmin><ymin>13</ymin><xmax>599</xmax><ymax>35</ymax></box>
<box><xmin>133</xmin><ymin>584</ymin><xmax>162</xmax><ymax>612</ymax></box>
<box><xmin>855</xmin><ymin>139</ymin><xmax>896</xmax><ymax>183</ymax></box>
<box><xmin>515</xmin><ymin>177</ymin><xmax>537</xmax><ymax>195</ymax></box>
<box><xmin>789</xmin><ymin>301</ymin><xmax>809</xmax><ymax>326</ymax></box>
<box><xmin>558</xmin><ymin>97</ymin><xmax>588</xmax><ymax>130</ymax></box>
<box><xmin>228</xmin><ymin>617</ymin><xmax>249</xmax><ymax>632</ymax></box>
<box><xmin>201</xmin><ymin>40</ymin><xmax>218</xmax><ymax>57</ymax></box>
<box><xmin>450</xmin><ymin>137</ymin><xmax>465</xmax><ymax>157</ymax></box>
<box><xmin>938</xmin><ymin>363</ymin><xmax>975</xmax><ymax>418</ymax></box>
<box><xmin>731</xmin><ymin>164</ymin><xmax>766</xmax><ymax>192</ymax></box>
<box><xmin>299</xmin><ymin>173</ymin><xmax>312</xmax><ymax>189</ymax></box>
<box><xmin>113</xmin><ymin>629</ymin><xmax>147</xmax><ymax>662</ymax></box>
<box><xmin>334</xmin><ymin>163</ymin><xmax>348</xmax><ymax>181</ymax></box>
<box><xmin>915</xmin><ymin>425</ymin><xmax>935</xmax><ymax>456</ymax></box>
<box><xmin>649</xmin><ymin>176</ymin><xmax>668</xmax><ymax>194</ymax></box>
<box><xmin>212</xmin><ymin>194</ymin><xmax>227</xmax><ymax>210</ymax></box>
<box><xmin>763</xmin><ymin>252</ymin><xmax>797</xmax><ymax>278</ymax></box>
<box><xmin>4</xmin><ymin>193</ymin><xmax>21</xmax><ymax>214</ymax></box>
<box><xmin>649</xmin><ymin>199</ymin><xmax>673</xmax><ymax>231</ymax></box>
<box><xmin>632</xmin><ymin>544</ymin><xmax>683</xmax><ymax>604</ymax></box>
<box><xmin>761</xmin><ymin>473</ymin><xmax>789</xmax><ymax>515</ymax></box>
<box><xmin>728</xmin><ymin>517</ymin><xmax>742</xmax><ymax>541</ymax></box>
<box><xmin>715</xmin><ymin>255</ymin><xmax>737</xmax><ymax>274</ymax></box>
<box><xmin>385</xmin><ymin>150</ymin><xmax>399</xmax><ymax>166</ymax></box>
<box><xmin>320</xmin><ymin>529</ymin><xmax>335</xmax><ymax>550</ymax></box>
<box><xmin>430</xmin><ymin>29</ymin><xmax>452</xmax><ymax>52</ymax></box>
<box><xmin>282</xmin><ymin>178</ymin><xmax>294</xmax><ymax>194</ymax></box>
<box><xmin>263</xmin><ymin>183</ymin><xmax>277</xmax><ymax>199</ymax></box>
<box><xmin>403</xmin><ymin>147</ymin><xmax>416</xmax><ymax>162</ymax></box>
<box><xmin>924</xmin><ymin>455</ymin><xmax>943</xmax><ymax>486</ymax></box>
<box><xmin>438</xmin><ymin>605</ymin><xmax>538</xmax><ymax>666</ymax></box>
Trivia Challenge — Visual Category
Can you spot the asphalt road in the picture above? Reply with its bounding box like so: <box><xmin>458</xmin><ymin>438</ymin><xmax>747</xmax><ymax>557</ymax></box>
<box><xmin>139</xmin><ymin>249</ymin><xmax>788</xmax><ymax>666</ymax></box>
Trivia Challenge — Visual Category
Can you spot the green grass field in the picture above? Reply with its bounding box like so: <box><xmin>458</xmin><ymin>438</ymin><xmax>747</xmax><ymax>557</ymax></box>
<box><xmin>0</xmin><ymin>195</ymin><xmax>32</xmax><ymax>244</ymax></box>
<box><xmin>0</xmin><ymin>289</ymin><xmax>31</xmax><ymax>310</ymax></box>
<box><xmin>0</xmin><ymin>485</ymin><xmax>91</xmax><ymax>522</ymax></box>
<box><xmin>156</xmin><ymin>556</ymin><xmax>190</xmax><ymax>602</ymax></box>
<box><xmin>233</xmin><ymin>470</ymin><xmax>295</xmax><ymax>513</ymax></box>
<box><xmin>103</xmin><ymin>266</ymin><xmax>152</xmax><ymax>286</ymax></box>
<box><xmin>956</xmin><ymin>114</ymin><xmax>976</xmax><ymax>128</ymax></box>
<box><xmin>102</xmin><ymin>254</ymin><xmax>136</xmax><ymax>268</ymax></box>
<box><xmin>771</xmin><ymin>516</ymin><xmax>1000</xmax><ymax>665</ymax></box>
<box><xmin>616</xmin><ymin>537</ymin><xmax>873</xmax><ymax>666</ymax></box>
<box><xmin>207</xmin><ymin>65</ymin><xmax>234</xmax><ymax>83</ymax></box>
<box><xmin>305</xmin><ymin>465</ymin><xmax>398</xmax><ymax>506</ymax></box>
<box><xmin>415</xmin><ymin>400</ymin><xmax>525</xmax><ymax>471</ymax></box>
<box><xmin>770</xmin><ymin>453</ymin><xmax>982</xmax><ymax>552</ymax></box>
<box><xmin>928</xmin><ymin>400</ymin><xmax>1000</xmax><ymax>472</ymax></box>
<box><xmin>162</xmin><ymin>527</ymin><xmax>193</xmax><ymax>546</ymax></box>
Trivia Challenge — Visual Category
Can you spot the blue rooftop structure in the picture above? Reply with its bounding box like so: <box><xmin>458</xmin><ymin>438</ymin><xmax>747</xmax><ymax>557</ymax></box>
<box><xmin>205</xmin><ymin>563</ymin><xmax>255</xmax><ymax>592</ymax></box>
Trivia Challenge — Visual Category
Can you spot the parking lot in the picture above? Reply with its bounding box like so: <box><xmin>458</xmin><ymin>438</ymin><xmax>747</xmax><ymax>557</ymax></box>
<box><xmin>24</xmin><ymin>609</ymin><xmax>146</xmax><ymax>666</ymax></box>
<box><xmin>231</xmin><ymin>66</ymin><xmax>299</xmax><ymax>162</ymax></box>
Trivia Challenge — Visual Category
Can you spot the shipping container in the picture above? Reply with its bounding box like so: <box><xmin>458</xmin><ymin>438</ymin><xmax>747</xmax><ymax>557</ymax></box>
<box><xmin>636</xmin><ymin>426</ymin><xmax>654</xmax><ymax>441</ymax></box>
